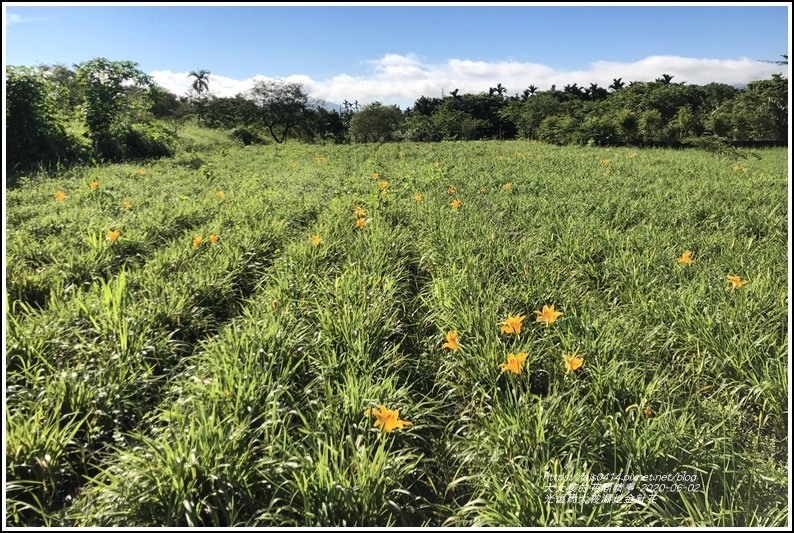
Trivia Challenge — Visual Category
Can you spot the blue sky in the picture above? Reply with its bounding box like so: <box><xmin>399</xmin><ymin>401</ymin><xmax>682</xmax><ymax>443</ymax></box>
<box><xmin>4</xmin><ymin>3</ymin><xmax>791</xmax><ymax>109</ymax></box>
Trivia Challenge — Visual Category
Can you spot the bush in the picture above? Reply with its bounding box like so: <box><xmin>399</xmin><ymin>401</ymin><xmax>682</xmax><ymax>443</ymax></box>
<box><xmin>230</xmin><ymin>126</ymin><xmax>262</xmax><ymax>146</ymax></box>
<box><xmin>90</xmin><ymin>121</ymin><xmax>175</xmax><ymax>161</ymax></box>
<box><xmin>577</xmin><ymin>115</ymin><xmax>619</xmax><ymax>146</ymax></box>
<box><xmin>120</xmin><ymin>121</ymin><xmax>176</xmax><ymax>159</ymax></box>
<box><xmin>537</xmin><ymin>115</ymin><xmax>577</xmax><ymax>145</ymax></box>
<box><xmin>5</xmin><ymin>66</ymin><xmax>86</xmax><ymax>174</ymax></box>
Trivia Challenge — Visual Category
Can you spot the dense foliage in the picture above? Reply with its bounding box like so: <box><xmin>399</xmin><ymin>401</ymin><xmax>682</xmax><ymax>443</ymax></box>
<box><xmin>5</xmin><ymin>55</ymin><xmax>788</xmax><ymax>179</ymax></box>
<box><xmin>5</xmin><ymin>66</ymin><xmax>88</xmax><ymax>176</ymax></box>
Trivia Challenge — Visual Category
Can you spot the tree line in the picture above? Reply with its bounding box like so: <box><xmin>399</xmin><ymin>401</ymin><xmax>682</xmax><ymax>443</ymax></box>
<box><xmin>6</xmin><ymin>55</ymin><xmax>788</xmax><ymax>175</ymax></box>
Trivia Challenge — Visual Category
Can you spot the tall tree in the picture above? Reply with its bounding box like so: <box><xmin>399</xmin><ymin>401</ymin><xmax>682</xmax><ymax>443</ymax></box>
<box><xmin>656</xmin><ymin>73</ymin><xmax>675</xmax><ymax>85</ymax></box>
<box><xmin>246</xmin><ymin>80</ymin><xmax>309</xmax><ymax>143</ymax></box>
<box><xmin>609</xmin><ymin>78</ymin><xmax>625</xmax><ymax>92</ymax></box>
<box><xmin>411</xmin><ymin>95</ymin><xmax>442</xmax><ymax>116</ymax></box>
<box><xmin>40</xmin><ymin>63</ymin><xmax>83</xmax><ymax>114</ymax></box>
<box><xmin>563</xmin><ymin>83</ymin><xmax>583</xmax><ymax>99</ymax></box>
<box><xmin>489</xmin><ymin>83</ymin><xmax>507</xmax><ymax>98</ymax></box>
<box><xmin>348</xmin><ymin>102</ymin><xmax>403</xmax><ymax>143</ymax></box>
<box><xmin>75</xmin><ymin>58</ymin><xmax>154</xmax><ymax>150</ymax></box>
<box><xmin>587</xmin><ymin>82</ymin><xmax>608</xmax><ymax>101</ymax></box>
<box><xmin>188</xmin><ymin>69</ymin><xmax>211</xmax><ymax>97</ymax></box>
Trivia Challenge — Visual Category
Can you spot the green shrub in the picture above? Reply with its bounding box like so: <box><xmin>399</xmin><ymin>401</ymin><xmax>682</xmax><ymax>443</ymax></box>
<box><xmin>5</xmin><ymin>66</ymin><xmax>87</xmax><ymax>175</ymax></box>
<box><xmin>230</xmin><ymin>126</ymin><xmax>262</xmax><ymax>146</ymax></box>
<box><xmin>118</xmin><ymin>121</ymin><xmax>176</xmax><ymax>159</ymax></box>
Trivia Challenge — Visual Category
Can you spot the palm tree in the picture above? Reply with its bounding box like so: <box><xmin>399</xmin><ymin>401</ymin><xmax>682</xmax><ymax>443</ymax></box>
<box><xmin>188</xmin><ymin>69</ymin><xmax>211</xmax><ymax>123</ymax></box>
<box><xmin>656</xmin><ymin>73</ymin><xmax>675</xmax><ymax>85</ymax></box>
<box><xmin>609</xmin><ymin>78</ymin><xmax>625</xmax><ymax>92</ymax></box>
<box><xmin>588</xmin><ymin>82</ymin><xmax>608</xmax><ymax>100</ymax></box>
<box><xmin>489</xmin><ymin>83</ymin><xmax>507</xmax><ymax>98</ymax></box>
<box><xmin>563</xmin><ymin>83</ymin><xmax>583</xmax><ymax>99</ymax></box>
<box><xmin>188</xmin><ymin>69</ymin><xmax>211</xmax><ymax>97</ymax></box>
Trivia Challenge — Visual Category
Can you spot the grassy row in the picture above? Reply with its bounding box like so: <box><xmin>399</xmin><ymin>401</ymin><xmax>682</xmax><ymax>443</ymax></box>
<box><xmin>6</xmin><ymin>133</ymin><xmax>311</xmax><ymax>524</ymax></box>
<box><xmin>60</xmin><ymin>189</ymin><xmax>436</xmax><ymax>525</ymax></box>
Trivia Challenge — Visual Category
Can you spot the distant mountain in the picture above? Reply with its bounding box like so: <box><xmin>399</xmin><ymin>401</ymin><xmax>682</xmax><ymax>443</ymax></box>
<box><xmin>309</xmin><ymin>98</ymin><xmax>343</xmax><ymax>113</ymax></box>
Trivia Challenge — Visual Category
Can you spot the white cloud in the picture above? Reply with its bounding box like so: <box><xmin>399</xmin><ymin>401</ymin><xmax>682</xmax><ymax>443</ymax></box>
<box><xmin>5</xmin><ymin>12</ymin><xmax>45</xmax><ymax>25</ymax></box>
<box><xmin>150</xmin><ymin>54</ymin><xmax>789</xmax><ymax>109</ymax></box>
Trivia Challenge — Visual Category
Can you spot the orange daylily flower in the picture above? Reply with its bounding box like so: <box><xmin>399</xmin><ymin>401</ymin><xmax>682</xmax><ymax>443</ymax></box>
<box><xmin>354</xmin><ymin>206</ymin><xmax>366</xmax><ymax>217</ymax></box>
<box><xmin>209</xmin><ymin>234</ymin><xmax>219</xmax><ymax>243</ymax></box>
<box><xmin>310</xmin><ymin>234</ymin><xmax>321</xmax><ymax>245</ymax></box>
<box><xmin>677</xmin><ymin>250</ymin><xmax>692</xmax><ymax>264</ymax></box>
<box><xmin>363</xmin><ymin>405</ymin><xmax>412</xmax><ymax>433</ymax></box>
<box><xmin>504</xmin><ymin>182</ymin><xmax>512</xmax><ymax>189</ymax></box>
<box><xmin>534</xmin><ymin>304</ymin><xmax>563</xmax><ymax>326</ymax></box>
<box><xmin>122</xmin><ymin>201</ymin><xmax>132</xmax><ymax>209</ymax></box>
<box><xmin>137</xmin><ymin>169</ymin><xmax>145</xmax><ymax>175</ymax></box>
<box><xmin>563</xmin><ymin>353</ymin><xmax>584</xmax><ymax>374</ymax></box>
<box><xmin>216</xmin><ymin>191</ymin><xmax>225</xmax><ymax>198</ymax></box>
<box><xmin>378</xmin><ymin>180</ymin><xmax>388</xmax><ymax>188</ymax></box>
<box><xmin>355</xmin><ymin>218</ymin><xmax>367</xmax><ymax>228</ymax></box>
<box><xmin>499</xmin><ymin>352</ymin><xmax>529</xmax><ymax>375</ymax></box>
<box><xmin>55</xmin><ymin>191</ymin><xmax>67</xmax><ymax>201</ymax></box>
<box><xmin>106</xmin><ymin>230</ymin><xmax>120</xmax><ymax>242</ymax></box>
<box><xmin>726</xmin><ymin>275</ymin><xmax>747</xmax><ymax>289</ymax></box>
<box><xmin>192</xmin><ymin>236</ymin><xmax>203</xmax><ymax>247</ymax></box>
<box><xmin>442</xmin><ymin>330</ymin><xmax>459</xmax><ymax>350</ymax></box>
<box><xmin>451</xmin><ymin>199</ymin><xmax>461</xmax><ymax>209</ymax></box>
<box><xmin>500</xmin><ymin>313</ymin><xmax>526</xmax><ymax>335</ymax></box>
<box><xmin>447</xmin><ymin>185</ymin><xmax>456</xmax><ymax>194</ymax></box>
<box><xmin>414</xmin><ymin>194</ymin><xmax>423</xmax><ymax>201</ymax></box>
<box><xmin>89</xmin><ymin>181</ymin><xmax>99</xmax><ymax>189</ymax></box>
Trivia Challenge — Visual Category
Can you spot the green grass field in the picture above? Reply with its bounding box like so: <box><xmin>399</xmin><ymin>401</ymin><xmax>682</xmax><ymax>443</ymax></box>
<box><xmin>5</xmin><ymin>128</ymin><xmax>789</xmax><ymax>526</ymax></box>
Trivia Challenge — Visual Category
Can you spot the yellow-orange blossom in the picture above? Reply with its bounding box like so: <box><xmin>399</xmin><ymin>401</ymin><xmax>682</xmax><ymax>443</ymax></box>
<box><xmin>499</xmin><ymin>352</ymin><xmax>529</xmax><ymax>374</ymax></box>
<box><xmin>563</xmin><ymin>353</ymin><xmax>584</xmax><ymax>373</ymax></box>
<box><xmin>442</xmin><ymin>330</ymin><xmax>459</xmax><ymax>350</ymax></box>
<box><xmin>534</xmin><ymin>304</ymin><xmax>563</xmax><ymax>326</ymax></box>
<box><xmin>363</xmin><ymin>405</ymin><xmax>412</xmax><ymax>433</ymax></box>
<box><xmin>500</xmin><ymin>314</ymin><xmax>526</xmax><ymax>335</ymax></box>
